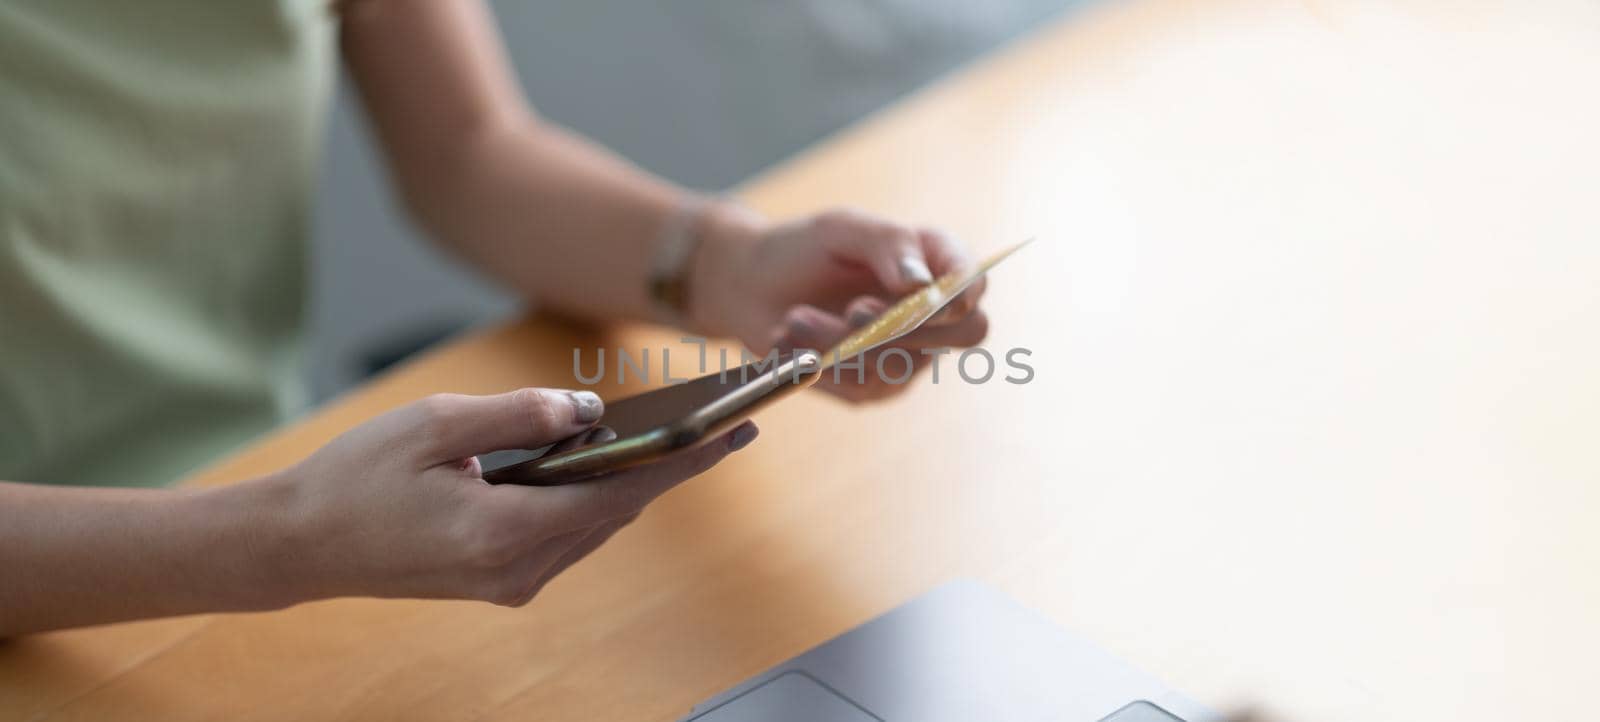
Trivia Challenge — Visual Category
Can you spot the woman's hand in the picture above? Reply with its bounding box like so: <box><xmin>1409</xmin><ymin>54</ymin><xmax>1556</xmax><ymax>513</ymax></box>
<box><xmin>267</xmin><ymin>388</ymin><xmax>756</xmax><ymax>607</ymax></box>
<box><xmin>689</xmin><ymin>205</ymin><xmax>989</xmax><ymax>402</ymax></box>
<box><xmin>0</xmin><ymin>388</ymin><xmax>753</xmax><ymax>635</ymax></box>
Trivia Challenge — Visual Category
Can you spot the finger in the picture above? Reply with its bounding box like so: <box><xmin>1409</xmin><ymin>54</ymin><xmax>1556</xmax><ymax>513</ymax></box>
<box><xmin>932</xmin><ymin>274</ymin><xmax>987</xmax><ymax>326</ymax></box>
<box><xmin>772</xmin><ymin>305</ymin><xmax>851</xmax><ymax>354</ymax></box>
<box><xmin>541</xmin><ymin>421</ymin><xmax>758</xmax><ymax>530</ymax></box>
<box><xmin>915</xmin><ymin>227</ymin><xmax>975</xmax><ymax>275</ymax></box>
<box><xmin>409</xmin><ymin>388</ymin><xmax>604</xmax><ymax>467</ymax></box>
<box><xmin>917</xmin><ymin>228</ymin><xmax>987</xmax><ymax>325</ymax></box>
<box><xmin>814</xmin><ymin>210</ymin><xmax>933</xmax><ymax>294</ymax></box>
<box><xmin>836</xmin><ymin>313</ymin><xmax>987</xmax><ymax>396</ymax></box>
<box><xmin>842</xmin><ymin>296</ymin><xmax>889</xmax><ymax>328</ymax></box>
<box><xmin>893</xmin><ymin>309</ymin><xmax>989</xmax><ymax>349</ymax></box>
<box><xmin>814</xmin><ymin>340</ymin><xmax>934</xmax><ymax>399</ymax></box>
<box><xmin>815</xmin><ymin>356</ymin><xmax>930</xmax><ymax>403</ymax></box>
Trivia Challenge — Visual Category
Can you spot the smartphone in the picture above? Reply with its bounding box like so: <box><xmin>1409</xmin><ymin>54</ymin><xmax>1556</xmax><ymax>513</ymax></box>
<box><xmin>482</xmin><ymin>351</ymin><xmax>823</xmax><ymax>486</ymax></box>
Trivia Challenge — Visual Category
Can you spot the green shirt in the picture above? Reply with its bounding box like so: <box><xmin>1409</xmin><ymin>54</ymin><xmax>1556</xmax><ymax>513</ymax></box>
<box><xmin>0</xmin><ymin>1</ymin><xmax>334</xmax><ymax>486</ymax></box>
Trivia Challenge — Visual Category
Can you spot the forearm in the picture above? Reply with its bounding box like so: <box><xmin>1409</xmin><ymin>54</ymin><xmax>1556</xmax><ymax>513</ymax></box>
<box><xmin>339</xmin><ymin>0</ymin><xmax>767</xmax><ymax>334</ymax></box>
<box><xmin>0</xmin><ymin>478</ymin><xmax>301</xmax><ymax>636</ymax></box>
<box><xmin>400</xmin><ymin>121</ymin><xmax>734</xmax><ymax>327</ymax></box>
<box><xmin>391</xmin><ymin>119</ymin><xmax>777</xmax><ymax>336</ymax></box>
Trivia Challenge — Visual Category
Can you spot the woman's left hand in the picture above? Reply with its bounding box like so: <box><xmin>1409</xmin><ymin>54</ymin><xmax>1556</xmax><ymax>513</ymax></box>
<box><xmin>689</xmin><ymin>205</ymin><xmax>989</xmax><ymax>402</ymax></box>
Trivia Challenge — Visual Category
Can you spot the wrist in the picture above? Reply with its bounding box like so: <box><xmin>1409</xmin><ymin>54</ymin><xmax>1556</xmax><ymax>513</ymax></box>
<box><xmin>685</xmin><ymin>199</ymin><xmax>768</xmax><ymax>339</ymax></box>
<box><xmin>189</xmin><ymin>470</ymin><xmax>324</xmax><ymax>611</ymax></box>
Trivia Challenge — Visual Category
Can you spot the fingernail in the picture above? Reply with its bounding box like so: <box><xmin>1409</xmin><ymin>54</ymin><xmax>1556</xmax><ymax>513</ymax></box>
<box><xmin>848</xmin><ymin>308</ymin><xmax>876</xmax><ymax>327</ymax></box>
<box><xmin>898</xmin><ymin>256</ymin><xmax>934</xmax><ymax>286</ymax></box>
<box><xmin>728</xmin><ymin>422</ymin><xmax>759</xmax><ymax>451</ymax></box>
<box><xmin>590</xmin><ymin>426</ymin><xmax>618</xmax><ymax>444</ymax></box>
<box><xmin>570</xmin><ymin>391</ymin><xmax>603</xmax><ymax>424</ymax></box>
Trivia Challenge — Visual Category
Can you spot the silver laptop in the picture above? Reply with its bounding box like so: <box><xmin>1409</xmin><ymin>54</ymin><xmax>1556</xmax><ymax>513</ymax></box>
<box><xmin>680</xmin><ymin>580</ymin><xmax>1217</xmax><ymax>722</ymax></box>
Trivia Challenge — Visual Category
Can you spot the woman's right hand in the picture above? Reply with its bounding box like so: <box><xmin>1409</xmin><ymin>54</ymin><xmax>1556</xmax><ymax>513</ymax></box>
<box><xmin>262</xmin><ymin>388</ymin><xmax>756</xmax><ymax>608</ymax></box>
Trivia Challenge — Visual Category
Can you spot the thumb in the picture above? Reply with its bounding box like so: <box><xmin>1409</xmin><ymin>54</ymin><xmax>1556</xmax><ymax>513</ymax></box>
<box><xmin>815</xmin><ymin>212</ymin><xmax>934</xmax><ymax>293</ymax></box>
<box><xmin>406</xmin><ymin>388</ymin><xmax>604</xmax><ymax>466</ymax></box>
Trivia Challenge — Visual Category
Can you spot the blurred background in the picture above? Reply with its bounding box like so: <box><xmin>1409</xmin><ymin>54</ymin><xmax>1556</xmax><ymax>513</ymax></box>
<box><xmin>308</xmin><ymin>0</ymin><xmax>1085</xmax><ymax>398</ymax></box>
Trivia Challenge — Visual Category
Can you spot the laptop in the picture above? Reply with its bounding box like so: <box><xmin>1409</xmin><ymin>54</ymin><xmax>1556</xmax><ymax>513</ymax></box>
<box><xmin>679</xmin><ymin>580</ymin><xmax>1217</xmax><ymax>722</ymax></box>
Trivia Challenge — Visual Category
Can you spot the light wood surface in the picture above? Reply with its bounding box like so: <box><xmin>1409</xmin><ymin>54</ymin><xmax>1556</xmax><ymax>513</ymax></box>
<box><xmin>5</xmin><ymin>0</ymin><xmax>1598</xmax><ymax>719</ymax></box>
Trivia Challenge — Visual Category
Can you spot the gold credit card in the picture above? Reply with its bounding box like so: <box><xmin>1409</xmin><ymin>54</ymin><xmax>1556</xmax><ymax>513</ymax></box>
<box><xmin>823</xmin><ymin>239</ymin><xmax>1032</xmax><ymax>366</ymax></box>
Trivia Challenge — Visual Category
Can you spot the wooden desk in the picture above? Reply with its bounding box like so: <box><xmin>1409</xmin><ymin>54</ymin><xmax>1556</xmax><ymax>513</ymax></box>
<box><xmin>5</xmin><ymin>0</ymin><xmax>1597</xmax><ymax>719</ymax></box>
